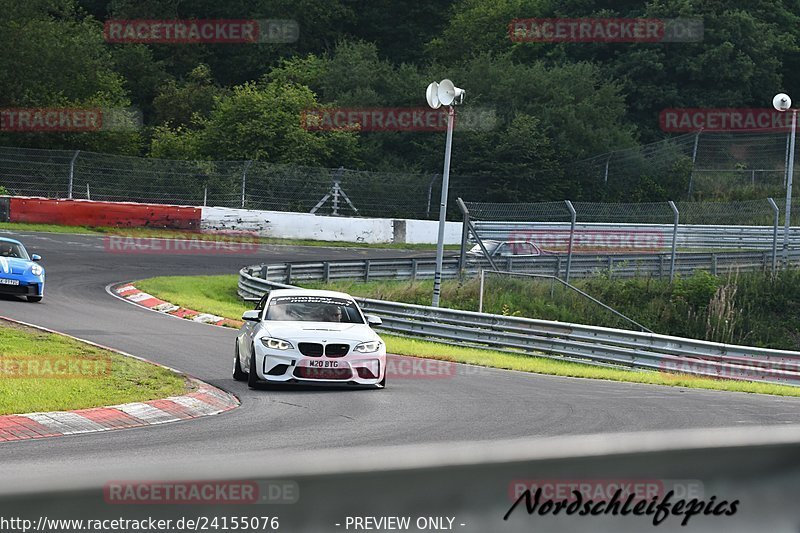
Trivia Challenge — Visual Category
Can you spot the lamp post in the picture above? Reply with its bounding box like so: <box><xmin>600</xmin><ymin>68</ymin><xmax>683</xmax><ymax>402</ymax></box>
<box><xmin>426</xmin><ymin>79</ymin><xmax>465</xmax><ymax>307</ymax></box>
<box><xmin>773</xmin><ymin>93</ymin><xmax>797</xmax><ymax>265</ymax></box>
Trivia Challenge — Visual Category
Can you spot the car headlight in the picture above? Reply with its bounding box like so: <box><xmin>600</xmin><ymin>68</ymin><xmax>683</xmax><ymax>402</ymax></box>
<box><xmin>30</xmin><ymin>264</ymin><xmax>43</xmax><ymax>276</ymax></box>
<box><xmin>354</xmin><ymin>340</ymin><xmax>382</xmax><ymax>353</ymax></box>
<box><xmin>260</xmin><ymin>337</ymin><xmax>293</xmax><ymax>350</ymax></box>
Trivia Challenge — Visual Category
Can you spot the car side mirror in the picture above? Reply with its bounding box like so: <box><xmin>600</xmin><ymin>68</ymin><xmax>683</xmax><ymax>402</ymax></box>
<box><xmin>365</xmin><ymin>314</ymin><xmax>382</xmax><ymax>327</ymax></box>
<box><xmin>242</xmin><ymin>310</ymin><xmax>261</xmax><ymax>322</ymax></box>
<box><xmin>31</xmin><ymin>254</ymin><xmax>41</xmax><ymax>262</ymax></box>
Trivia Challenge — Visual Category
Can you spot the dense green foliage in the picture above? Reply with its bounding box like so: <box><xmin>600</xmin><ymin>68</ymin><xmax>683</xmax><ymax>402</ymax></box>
<box><xmin>3</xmin><ymin>0</ymin><xmax>799</xmax><ymax>202</ymax></box>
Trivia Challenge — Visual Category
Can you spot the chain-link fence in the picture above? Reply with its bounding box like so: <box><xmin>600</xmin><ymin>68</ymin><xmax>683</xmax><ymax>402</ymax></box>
<box><xmin>0</xmin><ymin>146</ymin><xmax>491</xmax><ymax>219</ymax></box>
<box><xmin>0</xmin><ymin>132</ymin><xmax>797</xmax><ymax>217</ymax></box>
<box><xmin>561</xmin><ymin>131</ymin><xmax>798</xmax><ymax>201</ymax></box>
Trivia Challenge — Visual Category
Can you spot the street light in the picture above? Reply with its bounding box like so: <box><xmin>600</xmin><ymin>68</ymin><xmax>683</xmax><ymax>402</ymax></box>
<box><xmin>773</xmin><ymin>93</ymin><xmax>797</xmax><ymax>265</ymax></box>
<box><xmin>426</xmin><ymin>79</ymin><xmax>465</xmax><ymax>307</ymax></box>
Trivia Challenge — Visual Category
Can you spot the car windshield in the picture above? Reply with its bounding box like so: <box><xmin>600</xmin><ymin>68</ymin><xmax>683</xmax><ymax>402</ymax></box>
<box><xmin>469</xmin><ymin>241</ymin><xmax>501</xmax><ymax>255</ymax></box>
<box><xmin>265</xmin><ymin>295</ymin><xmax>364</xmax><ymax>324</ymax></box>
<box><xmin>0</xmin><ymin>242</ymin><xmax>29</xmax><ymax>260</ymax></box>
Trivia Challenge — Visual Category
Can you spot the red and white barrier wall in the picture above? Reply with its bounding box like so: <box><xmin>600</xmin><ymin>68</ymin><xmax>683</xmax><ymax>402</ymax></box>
<box><xmin>0</xmin><ymin>197</ymin><xmax>461</xmax><ymax>244</ymax></box>
<box><xmin>0</xmin><ymin>197</ymin><xmax>200</xmax><ymax>230</ymax></box>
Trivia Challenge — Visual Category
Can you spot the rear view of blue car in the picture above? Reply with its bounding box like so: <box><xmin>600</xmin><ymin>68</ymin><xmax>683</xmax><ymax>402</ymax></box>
<box><xmin>0</xmin><ymin>237</ymin><xmax>44</xmax><ymax>302</ymax></box>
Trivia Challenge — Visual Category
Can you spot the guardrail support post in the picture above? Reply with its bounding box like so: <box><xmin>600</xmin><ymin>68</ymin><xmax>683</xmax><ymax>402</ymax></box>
<box><xmin>285</xmin><ymin>263</ymin><xmax>292</xmax><ymax>284</ymax></box>
<box><xmin>364</xmin><ymin>259</ymin><xmax>371</xmax><ymax>282</ymax></box>
<box><xmin>457</xmin><ymin>197</ymin><xmax>470</xmax><ymax>272</ymax></box>
<box><xmin>323</xmin><ymin>262</ymin><xmax>330</xmax><ymax>283</ymax></box>
<box><xmin>668</xmin><ymin>200</ymin><xmax>679</xmax><ymax>282</ymax></box>
<box><xmin>478</xmin><ymin>269</ymin><xmax>485</xmax><ymax>313</ymax></box>
<box><xmin>711</xmin><ymin>254</ymin><xmax>717</xmax><ymax>276</ymax></box>
<box><xmin>565</xmin><ymin>200</ymin><xmax>576</xmax><ymax>283</ymax></box>
<box><xmin>260</xmin><ymin>264</ymin><xmax>268</xmax><ymax>280</ymax></box>
<box><xmin>608</xmin><ymin>256</ymin><xmax>613</xmax><ymax>280</ymax></box>
<box><xmin>411</xmin><ymin>259</ymin><xmax>418</xmax><ymax>281</ymax></box>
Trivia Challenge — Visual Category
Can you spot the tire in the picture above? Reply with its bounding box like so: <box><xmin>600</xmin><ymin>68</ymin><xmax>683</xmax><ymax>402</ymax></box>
<box><xmin>26</xmin><ymin>295</ymin><xmax>42</xmax><ymax>303</ymax></box>
<box><xmin>248</xmin><ymin>350</ymin><xmax>261</xmax><ymax>389</ymax></box>
<box><xmin>233</xmin><ymin>343</ymin><xmax>247</xmax><ymax>381</ymax></box>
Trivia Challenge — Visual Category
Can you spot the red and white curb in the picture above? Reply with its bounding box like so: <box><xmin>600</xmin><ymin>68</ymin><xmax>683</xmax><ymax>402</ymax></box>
<box><xmin>0</xmin><ymin>317</ymin><xmax>239</xmax><ymax>443</ymax></box>
<box><xmin>114</xmin><ymin>284</ymin><xmax>243</xmax><ymax>328</ymax></box>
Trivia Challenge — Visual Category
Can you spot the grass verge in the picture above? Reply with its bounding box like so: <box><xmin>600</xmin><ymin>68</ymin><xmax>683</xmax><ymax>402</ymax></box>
<box><xmin>134</xmin><ymin>275</ymin><xmax>800</xmax><ymax>397</ymax></box>
<box><xmin>0</xmin><ymin>319</ymin><xmax>187</xmax><ymax>415</ymax></box>
<box><xmin>0</xmin><ymin>221</ymin><xmax>455</xmax><ymax>251</ymax></box>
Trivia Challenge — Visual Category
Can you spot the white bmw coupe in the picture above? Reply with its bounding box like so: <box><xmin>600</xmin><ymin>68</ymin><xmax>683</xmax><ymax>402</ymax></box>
<box><xmin>234</xmin><ymin>289</ymin><xmax>387</xmax><ymax>388</ymax></box>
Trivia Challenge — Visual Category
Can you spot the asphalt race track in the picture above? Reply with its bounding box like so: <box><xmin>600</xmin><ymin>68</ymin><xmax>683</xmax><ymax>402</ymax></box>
<box><xmin>2</xmin><ymin>230</ymin><xmax>800</xmax><ymax>483</ymax></box>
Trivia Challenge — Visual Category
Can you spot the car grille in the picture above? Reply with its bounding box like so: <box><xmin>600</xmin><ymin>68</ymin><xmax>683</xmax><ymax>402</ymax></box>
<box><xmin>294</xmin><ymin>367</ymin><xmax>353</xmax><ymax>380</ymax></box>
<box><xmin>325</xmin><ymin>344</ymin><xmax>349</xmax><ymax>357</ymax></box>
<box><xmin>298</xmin><ymin>343</ymin><xmax>324</xmax><ymax>357</ymax></box>
<box><xmin>0</xmin><ymin>284</ymin><xmax>35</xmax><ymax>295</ymax></box>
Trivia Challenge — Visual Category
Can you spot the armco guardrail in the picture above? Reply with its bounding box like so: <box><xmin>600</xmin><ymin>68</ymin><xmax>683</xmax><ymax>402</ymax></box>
<box><xmin>240</xmin><ymin>250</ymin><xmax>800</xmax><ymax>285</ymax></box>
<box><xmin>473</xmin><ymin>221</ymin><xmax>799</xmax><ymax>251</ymax></box>
<box><xmin>239</xmin><ymin>263</ymin><xmax>800</xmax><ymax>386</ymax></box>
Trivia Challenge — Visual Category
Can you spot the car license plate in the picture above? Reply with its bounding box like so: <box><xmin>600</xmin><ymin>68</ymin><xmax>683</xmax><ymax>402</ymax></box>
<box><xmin>0</xmin><ymin>279</ymin><xmax>19</xmax><ymax>285</ymax></box>
<box><xmin>308</xmin><ymin>360</ymin><xmax>338</xmax><ymax>368</ymax></box>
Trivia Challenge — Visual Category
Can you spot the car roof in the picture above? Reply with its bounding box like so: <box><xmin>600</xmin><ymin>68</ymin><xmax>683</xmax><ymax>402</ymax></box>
<box><xmin>0</xmin><ymin>237</ymin><xmax>23</xmax><ymax>246</ymax></box>
<box><xmin>267</xmin><ymin>288</ymin><xmax>357</xmax><ymax>300</ymax></box>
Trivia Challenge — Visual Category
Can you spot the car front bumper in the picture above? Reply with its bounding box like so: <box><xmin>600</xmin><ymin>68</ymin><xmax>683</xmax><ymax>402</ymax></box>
<box><xmin>252</xmin><ymin>344</ymin><xmax>386</xmax><ymax>386</ymax></box>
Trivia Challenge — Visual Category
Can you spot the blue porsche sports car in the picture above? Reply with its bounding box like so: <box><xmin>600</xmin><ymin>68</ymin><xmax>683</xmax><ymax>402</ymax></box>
<box><xmin>0</xmin><ymin>237</ymin><xmax>44</xmax><ymax>302</ymax></box>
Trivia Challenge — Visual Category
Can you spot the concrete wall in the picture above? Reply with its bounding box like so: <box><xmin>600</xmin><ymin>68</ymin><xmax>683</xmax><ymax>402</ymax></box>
<box><xmin>201</xmin><ymin>206</ymin><xmax>461</xmax><ymax>244</ymax></box>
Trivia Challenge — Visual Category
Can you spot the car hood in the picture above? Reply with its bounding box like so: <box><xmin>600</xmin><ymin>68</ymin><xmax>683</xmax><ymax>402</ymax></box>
<box><xmin>259</xmin><ymin>321</ymin><xmax>380</xmax><ymax>343</ymax></box>
<box><xmin>0</xmin><ymin>257</ymin><xmax>35</xmax><ymax>276</ymax></box>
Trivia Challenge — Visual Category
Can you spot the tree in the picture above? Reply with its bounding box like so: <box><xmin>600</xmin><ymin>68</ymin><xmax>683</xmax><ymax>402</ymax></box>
<box><xmin>0</xmin><ymin>0</ymin><xmax>140</xmax><ymax>153</ymax></box>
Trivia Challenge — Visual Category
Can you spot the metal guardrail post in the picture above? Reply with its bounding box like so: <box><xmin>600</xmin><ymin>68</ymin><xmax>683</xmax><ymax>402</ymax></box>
<box><xmin>478</xmin><ymin>269</ymin><xmax>485</xmax><ymax>313</ymax></box>
<box><xmin>364</xmin><ymin>259</ymin><xmax>371</xmax><ymax>282</ymax></box>
<box><xmin>565</xmin><ymin>200</ymin><xmax>576</xmax><ymax>283</ymax></box>
<box><xmin>668</xmin><ymin>201</ymin><xmax>679</xmax><ymax>282</ymax></box>
<box><xmin>457</xmin><ymin>197</ymin><xmax>470</xmax><ymax>271</ymax></box>
<box><xmin>769</xmin><ymin>197</ymin><xmax>779</xmax><ymax>274</ymax></box>
<box><xmin>323</xmin><ymin>262</ymin><xmax>330</xmax><ymax>283</ymax></box>
<box><xmin>411</xmin><ymin>259</ymin><xmax>418</xmax><ymax>281</ymax></box>
<box><xmin>285</xmin><ymin>263</ymin><xmax>292</xmax><ymax>284</ymax></box>
<box><xmin>67</xmin><ymin>150</ymin><xmax>80</xmax><ymax>200</ymax></box>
